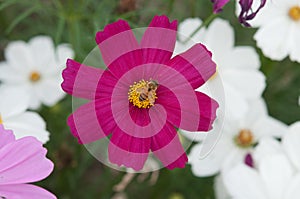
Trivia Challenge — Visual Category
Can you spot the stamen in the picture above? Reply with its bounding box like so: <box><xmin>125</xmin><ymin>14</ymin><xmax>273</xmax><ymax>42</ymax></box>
<box><xmin>128</xmin><ymin>79</ymin><xmax>158</xmax><ymax>109</ymax></box>
<box><xmin>289</xmin><ymin>6</ymin><xmax>300</xmax><ymax>21</ymax></box>
<box><xmin>29</xmin><ymin>71</ymin><xmax>41</xmax><ymax>82</ymax></box>
<box><xmin>235</xmin><ymin>129</ymin><xmax>254</xmax><ymax>148</ymax></box>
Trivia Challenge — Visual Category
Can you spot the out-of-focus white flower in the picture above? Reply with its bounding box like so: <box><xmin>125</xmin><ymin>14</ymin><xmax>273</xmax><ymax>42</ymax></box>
<box><xmin>176</xmin><ymin>18</ymin><xmax>265</xmax><ymax>121</ymax></box>
<box><xmin>223</xmin><ymin>121</ymin><xmax>300</xmax><ymax>199</ymax></box>
<box><xmin>0</xmin><ymin>87</ymin><xmax>49</xmax><ymax>143</ymax></box>
<box><xmin>0</xmin><ymin>36</ymin><xmax>74</xmax><ymax>109</ymax></box>
<box><xmin>223</xmin><ymin>154</ymin><xmax>300</xmax><ymax>199</ymax></box>
<box><xmin>188</xmin><ymin>99</ymin><xmax>288</xmax><ymax>177</ymax></box>
<box><xmin>249</xmin><ymin>0</ymin><xmax>300</xmax><ymax>62</ymax></box>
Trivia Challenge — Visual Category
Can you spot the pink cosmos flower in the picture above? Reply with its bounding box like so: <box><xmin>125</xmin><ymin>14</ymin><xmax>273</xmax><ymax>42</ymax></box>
<box><xmin>0</xmin><ymin>124</ymin><xmax>55</xmax><ymax>199</ymax></box>
<box><xmin>62</xmin><ymin>15</ymin><xmax>218</xmax><ymax>170</ymax></box>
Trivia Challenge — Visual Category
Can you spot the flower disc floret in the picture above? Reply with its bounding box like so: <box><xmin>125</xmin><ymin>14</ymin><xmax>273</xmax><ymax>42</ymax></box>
<box><xmin>289</xmin><ymin>6</ymin><xmax>300</xmax><ymax>21</ymax></box>
<box><xmin>128</xmin><ymin>80</ymin><xmax>157</xmax><ymax>109</ymax></box>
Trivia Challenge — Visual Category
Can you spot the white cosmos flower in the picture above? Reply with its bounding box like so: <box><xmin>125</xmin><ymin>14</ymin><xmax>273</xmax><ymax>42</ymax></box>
<box><xmin>188</xmin><ymin>99</ymin><xmax>288</xmax><ymax>177</ymax></box>
<box><xmin>250</xmin><ymin>0</ymin><xmax>300</xmax><ymax>62</ymax></box>
<box><xmin>0</xmin><ymin>36</ymin><xmax>74</xmax><ymax>109</ymax></box>
<box><xmin>176</xmin><ymin>18</ymin><xmax>266</xmax><ymax>121</ymax></box>
<box><xmin>223</xmin><ymin>122</ymin><xmax>300</xmax><ymax>199</ymax></box>
<box><xmin>0</xmin><ymin>87</ymin><xmax>50</xmax><ymax>143</ymax></box>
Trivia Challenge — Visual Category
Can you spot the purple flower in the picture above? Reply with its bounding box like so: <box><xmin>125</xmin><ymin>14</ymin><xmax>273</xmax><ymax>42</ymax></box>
<box><xmin>238</xmin><ymin>0</ymin><xmax>267</xmax><ymax>27</ymax></box>
<box><xmin>211</xmin><ymin>0</ymin><xmax>230</xmax><ymax>13</ymax></box>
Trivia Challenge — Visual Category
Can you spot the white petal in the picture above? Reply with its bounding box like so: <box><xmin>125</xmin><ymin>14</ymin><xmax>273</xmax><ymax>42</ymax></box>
<box><xmin>241</xmin><ymin>99</ymin><xmax>268</xmax><ymax>128</ymax></box>
<box><xmin>177</xmin><ymin>18</ymin><xmax>204</xmax><ymax>42</ymax></box>
<box><xmin>223</xmin><ymin>70</ymin><xmax>266</xmax><ymax>99</ymax></box>
<box><xmin>214</xmin><ymin>174</ymin><xmax>232</xmax><ymax>199</ymax></box>
<box><xmin>252</xmin><ymin>115</ymin><xmax>288</xmax><ymax>139</ymax></box>
<box><xmin>223</xmin><ymin>164</ymin><xmax>266</xmax><ymax>199</ymax></box>
<box><xmin>259</xmin><ymin>154</ymin><xmax>294</xmax><ymax>199</ymax></box>
<box><xmin>283</xmin><ymin>122</ymin><xmax>300</xmax><ymax>170</ymax></box>
<box><xmin>34</xmin><ymin>76</ymin><xmax>65</xmax><ymax>107</ymax></box>
<box><xmin>28</xmin><ymin>36</ymin><xmax>56</xmax><ymax>71</ymax></box>
<box><xmin>4</xmin><ymin>111</ymin><xmax>50</xmax><ymax>143</ymax></box>
<box><xmin>284</xmin><ymin>173</ymin><xmax>300</xmax><ymax>199</ymax></box>
<box><xmin>4</xmin><ymin>40</ymin><xmax>33</xmax><ymax>73</ymax></box>
<box><xmin>221</xmin><ymin>148</ymin><xmax>249</xmax><ymax>174</ymax></box>
<box><xmin>204</xmin><ymin>19</ymin><xmax>234</xmax><ymax>59</ymax></box>
<box><xmin>289</xmin><ymin>23</ymin><xmax>300</xmax><ymax>63</ymax></box>
<box><xmin>56</xmin><ymin>43</ymin><xmax>74</xmax><ymax>68</ymax></box>
<box><xmin>0</xmin><ymin>62</ymin><xmax>25</xmax><ymax>84</ymax></box>
<box><xmin>0</xmin><ymin>86</ymin><xmax>30</xmax><ymax>118</ymax></box>
<box><xmin>254</xmin><ymin>137</ymin><xmax>283</xmax><ymax>166</ymax></box>
<box><xmin>189</xmin><ymin>136</ymin><xmax>233</xmax><ymax>177</ymax></box>
<box><xmin>223</xmin><ymin>82</ymin><xmax>249</xmax><ymax>120</ymax></box>
<box><xmin>222</xmin><ymin>46</ymin><xmax>260</xmax><ymax>70</ymax></box>
<box><xmin>254</xmin><ymin>17</ymin><xmax>292</xmax><ymax>61</ymax></box>
<box><xmin>179</xmin><ymin>129</ymin><xmax>207</xmax><ymax>141</ymax></box>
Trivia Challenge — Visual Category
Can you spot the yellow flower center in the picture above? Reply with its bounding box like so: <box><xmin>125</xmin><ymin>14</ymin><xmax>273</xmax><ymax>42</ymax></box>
<box><xmin>29</xmin><ymin>71</ymin><xmax>41</xmax><ymax>82</ymax></box>
<box><xmin>235</xmin><ymin>129</ymin><xmax>254</xmax><ymax>148</ymax></box>
<box><xmin>0</xmin><ymin>115</ymin><xmax>3</xmax><ymax>124</ymax></box>
<box><xmin>289</xmin><ymin>6</ymin><xmax>300</xmax><ymax>21</ymax></box>
<box><xmin>128</xmin><ymin>80</ymin><xmax>158</xmax><ymax>109</ymax></box>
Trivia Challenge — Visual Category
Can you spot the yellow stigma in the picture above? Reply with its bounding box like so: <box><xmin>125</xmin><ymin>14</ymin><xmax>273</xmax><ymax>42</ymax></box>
<box><xmin>29</xmin><ymin>71</ymin><xmax>41</xmax><ymax>82</ymax></box>
<box><xmin>0</xmin><ymin>115</ymin><xmax>3</xmax><ymax>124</ymax></box>
<box><xmin>289</xmin><ymin>6</ymin><xmax>300</xmax><ymax>21</ymax></box>
<box><xmin>235</xmin><ymin>129</ymin><xmax>254</xmax><ymax>148</ymax></box>
<box><xmin>128</xmin><ymin>80</ymin><xmax>157</xmax><ymax>109</ymax></box>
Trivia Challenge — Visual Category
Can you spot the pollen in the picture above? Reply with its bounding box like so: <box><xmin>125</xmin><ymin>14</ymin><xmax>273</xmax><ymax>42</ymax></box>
<box><xmin>289</xmin><ymin>6</ymin><xmax>300</xmax><ymax>21</ymax></box>
<box><xmin>235</xmin><ymin>129</ymin><xmax>254</xmax><ymax>148</ymax></box>
<box><xmin>128</xmin><ymin>80</ymin><xmax>158</xmax><ymax>109</ymax></box>
<box><xmin>0</xmin><ymin>115</ymin><xmax>3</xmax><ymax>124</ymax></box>
<box><xmin>29</xmin><ymin>71</ymin><xmax>41</xmax><ymax>82</ymax></box>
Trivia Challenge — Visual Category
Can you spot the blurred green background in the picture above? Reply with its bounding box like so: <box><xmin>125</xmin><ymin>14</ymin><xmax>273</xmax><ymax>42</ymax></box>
<box><xmin>0</xmin><ymin>0</ymin><xmax>299</xmax><ymax>198</ymax></box>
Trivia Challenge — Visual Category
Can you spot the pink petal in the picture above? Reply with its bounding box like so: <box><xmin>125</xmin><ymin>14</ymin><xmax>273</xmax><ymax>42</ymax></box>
<box><xmin>150</xmin><ymin>122</ymin><xmax>188</xmax><ymax>169</ymax></box>
<box><xmin>0</xmin><ymin>184</ymin><xmax>56</xmax><ymax>199</ymax></box>
<box><xmin>67</xmin><ymin>100</ymin><xmax>111</xmax><ymax>144</ymax></box>
<box><xmin>62</xmin><ymin>59</ymin><xmax>104</xmax><ymax>100</ymax></box>
<box><xmin>140</xmin><ymin>15</ymin><xmax>177</xmax><ymax>64</ymax></box>
<box><xmin>157</xmin><ymin>88</ymin><xmax>218</xmax><ymax>131</ymax></box>
<box><xmin>108</xmin><ymin>126</ymin><xmax>151</xmax><ymax>170</ymax></box>
<box><xmin>0</xmin><ymin>125</ymin><xmax>15</xmax><ymax>148</ymax></box>
<box><xmin>0</xmin><ymin>137</ymin><xmax>53</xmax><ymax>185</ymax></box>
<box><xmin>95</xmin><ymin>70</ymin><xmax>119</xmax><ymax>99</ymax></box>
<box><xmin>167</xmin><ymin>43</ymin><xmax>216</xmax><ymax>89</ymax></box>
<box><xmin>95</xmin><ymin>19</ymin><xmax>141</xmax><ymax>78</ymax></box>
<box><xmin>129</xmin><ymin>103</ymin><xmax>151</xmax><ymax>127</ymax></box>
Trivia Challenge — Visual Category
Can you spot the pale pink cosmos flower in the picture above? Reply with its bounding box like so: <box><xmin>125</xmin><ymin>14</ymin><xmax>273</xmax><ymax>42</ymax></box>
<box><xmin>62</xmin><ymin>15</ymin><xmax>218</xmax><ymax>170</ymax></box>
<box><xmin>0</xmin><ymin>124</ymin><xmax>55</xmax><ymax>199</ymax></box>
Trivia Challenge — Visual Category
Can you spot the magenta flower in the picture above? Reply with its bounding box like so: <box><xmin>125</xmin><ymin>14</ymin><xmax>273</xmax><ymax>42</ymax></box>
<box><xmin>211</xmin><ymin>0</ymin><xmax>230</xmax><ymax>13</ymax></box>
<box><xmin>62</xmin><ymin>15</ymin><xmax>218</xmax><ymax>170</ymax></box>
<box><xmin>0</xmin><ymin>124</ymin><xmax>55</xmax><ymax>199</ymax></box>
<box><xmin>238</xmin><ymin>0</ymin><xmax>267</xmax><ymax>27</ymax></box>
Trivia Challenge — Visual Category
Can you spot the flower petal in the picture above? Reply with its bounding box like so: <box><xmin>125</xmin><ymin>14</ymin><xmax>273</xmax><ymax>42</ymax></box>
<box><xmin>4</xmin><ymin>41</ymin><xmax>33</xmax><ymax>73</ymax></box>
<box><xmin>0</xmin><ymin>125</ymin><xmax>15</xmax><ymax>149</ymax></box>
<box><xmin>283</xmin><ymin>122</ymin><xmax>300</xmax><ymax>170</ymax></box>
<box><xmin>151</xmin><ymin>122</ymin><xmax>187</xmax><ymax>169</ymax></box>
<box><xmin>4</xmin><ymin>112</ymin><xmax>49</xmax><ymax>144</ymax></box>
<box><xmin>0</xmin><ymin>137</ymin><xmax>53</xmax><ymax>185</ymax></box>
<box><xmin>62</xmin><ymin>59</ymin><xmax>104</xmax><ymax>100</ymax></box>
<box><xmin>258</xmin><ymin>154</ymin><xmax>294</xmax><ymax>199</ymax></box>
<box><xmin>0</xmin><ymin>184</ymin><xmax>56</xmax><ymax>199</ymax></box>
<box><xmin>95</xmin><ymin>19</ymin><xmax>141</xmax><ymax>78</ymax></box>
<box><xmin>189</xmin><ymin>135</ymin><xmax>233</xmax><ymax>177</ymax></box>
<box><xmin>140</xmin><ymin>15</ymin><xmax>177</xmax><ymax>64</ymax></box>
<box><xmin>167</xmin><ymin>43</ymin><xmax>216</xmax><ymax>89</ymax></box>
<box><xmin>157</xmin><ymin>88</ymin><xmax>218</xmax><ymax>132</ymax></box>
<box><xmin>108</xmin><ymin>126</ymin><xmax>151</xmax><ymax>171</ymax></box>
<box><xmin>223</xmin><ymin>164</ymin><xmax>266</xmax><ymax>199</ymax></box>
<box><xmin>68</xmin><ymin>100</ymin><xmax>111</xmax><ymax>144</ymax></box>
<box><xmin>284</xmin><ymin>173</ymin><xmax>300</xmax><ymax>199</ymax></box>
<box><xmin>28</xmin><ymin>36</ymin><xmax>56</xmax><ymax>71</ymax></box>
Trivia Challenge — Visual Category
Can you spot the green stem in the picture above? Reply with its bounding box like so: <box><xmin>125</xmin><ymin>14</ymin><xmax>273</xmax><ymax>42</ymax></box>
<box><xmin>182</xmin><ymin>13</ymin><xmax>218</xmax><ymax>44</ymax></box>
